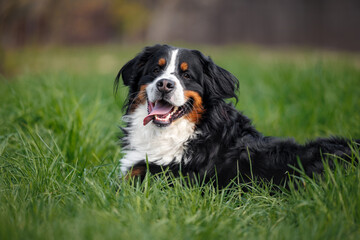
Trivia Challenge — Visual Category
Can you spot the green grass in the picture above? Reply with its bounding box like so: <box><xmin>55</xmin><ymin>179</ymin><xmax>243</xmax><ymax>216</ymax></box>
<box><xmin>1</xmin><ymin>44</ymin><xmax>360</xmax><ymax>240</ymax></box>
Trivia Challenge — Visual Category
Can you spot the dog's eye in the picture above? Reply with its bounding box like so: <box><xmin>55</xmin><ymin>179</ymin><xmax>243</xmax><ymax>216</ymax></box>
<box><xmin>153</xmin><ymin>67</ymin><xmax>160</xmax><ymax>74</ymax></box>
<box><xmin>182</xmin><ymin>73</ymin><xmax>191</xmax><ymax>80</ymax></box>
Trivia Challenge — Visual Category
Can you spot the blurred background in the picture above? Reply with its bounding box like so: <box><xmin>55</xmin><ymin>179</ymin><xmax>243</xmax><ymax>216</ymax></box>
<box><xmin>1</xmin><ymin>0</ymin><xmax>360</xmax><ymax>78</ymax></box>
<box><xmin>1</xmin><ymin>0</ymin><xmax>360</xmax><ymax>143</ymax></box>
<box><xmin>1</xmin><ymin>0</ymin><xmax>360</xmax><ymax>49</ymax></box>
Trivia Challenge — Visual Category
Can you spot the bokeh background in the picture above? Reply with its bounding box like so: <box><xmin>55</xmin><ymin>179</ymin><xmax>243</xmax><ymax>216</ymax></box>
<box><xmin>1</xmin><ymin>0</ymin><xmax>360</xmax><ymax>50</ymax></box>
<box><xmin>1</xmin><ymin>0</ymin><xmax>360</xmax><ymax>137</ymax></box>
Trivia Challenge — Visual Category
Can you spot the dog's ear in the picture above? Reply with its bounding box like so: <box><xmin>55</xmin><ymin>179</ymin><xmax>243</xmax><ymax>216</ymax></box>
<box><xmin>117</xmin><ymin>57</ymin><xmax>138</xmax><ymax>87</ymax></box>
<box><xmin>192</xmin><ymin>50</ymin><xmax>239</xmax><ymax>101</ymax></box>
<box><xmin>114</xmin><ymin>44</ymin><xmax>163</xmax><ymax>94</ymax></box>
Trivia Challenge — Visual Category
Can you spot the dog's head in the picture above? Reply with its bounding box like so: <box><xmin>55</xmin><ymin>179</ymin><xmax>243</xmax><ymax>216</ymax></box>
<box><xmin>115</xmin><ymin>44</ymin><xmax>239</xmax><ymax>127</ymax></box>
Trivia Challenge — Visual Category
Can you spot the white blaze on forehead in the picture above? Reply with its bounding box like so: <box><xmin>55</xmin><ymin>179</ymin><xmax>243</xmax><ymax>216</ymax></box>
<box><xmin>166</xmin><ymin>49</ymin><xmax>179</xmax><ymax>75</ymax></box>
<box><xmin>146</xmin><ymin>49</ymin><xmax>185</xmax><ymax>106</ymax></box>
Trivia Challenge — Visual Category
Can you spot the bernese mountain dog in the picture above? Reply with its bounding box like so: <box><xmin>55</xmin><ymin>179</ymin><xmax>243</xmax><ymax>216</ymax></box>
<box><xmin>114</xmin><ymin>44</ymin><xmax>358</xmax><ymax>188</ymax></box>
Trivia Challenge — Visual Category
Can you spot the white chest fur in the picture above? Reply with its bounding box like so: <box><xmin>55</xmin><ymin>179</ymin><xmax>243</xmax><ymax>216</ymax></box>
<box><xmin>120</xmin><ymin>103</ymin><xmax>196</xmax><ymax>174</ymax></box>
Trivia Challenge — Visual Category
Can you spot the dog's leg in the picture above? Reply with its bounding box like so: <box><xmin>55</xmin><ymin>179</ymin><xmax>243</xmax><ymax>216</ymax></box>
<box><xmin>124</xmin><ymin>161</ymin><xmax>175</xmax><ymax>181</ymax></box>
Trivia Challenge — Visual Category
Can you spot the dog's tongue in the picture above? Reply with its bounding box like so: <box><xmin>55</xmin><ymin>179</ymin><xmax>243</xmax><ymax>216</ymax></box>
<box><xmin>143</xmin><ymin>101</ymin><xmax>173</xmax><ymax>125</ymax></box>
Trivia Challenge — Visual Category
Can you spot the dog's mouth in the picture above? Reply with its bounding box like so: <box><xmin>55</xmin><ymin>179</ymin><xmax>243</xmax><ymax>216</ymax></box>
<box><xmin>143</xmin><ymin>99</ymin><xmax>192</xmax><ymax>127</ymax></box>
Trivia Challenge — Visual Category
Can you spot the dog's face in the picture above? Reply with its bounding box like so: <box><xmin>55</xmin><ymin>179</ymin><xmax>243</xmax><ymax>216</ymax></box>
<box><xmin>115</xmin><ymin>44</ymin><xmax>239</xmax><ymax>127</ymax></box>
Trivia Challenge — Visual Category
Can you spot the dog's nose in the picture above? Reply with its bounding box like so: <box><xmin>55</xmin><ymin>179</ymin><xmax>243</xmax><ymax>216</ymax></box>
<box><xmin>156</xmin><ymin>79</ymin><xmax>175</xmax><ymax>93</ymax></box>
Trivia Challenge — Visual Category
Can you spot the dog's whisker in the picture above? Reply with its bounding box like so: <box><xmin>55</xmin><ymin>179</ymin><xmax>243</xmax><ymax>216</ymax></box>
<box><xmin>127</xmin><ymin>90</ymin><xmax>147</xmax><ymax>112</ymax></box>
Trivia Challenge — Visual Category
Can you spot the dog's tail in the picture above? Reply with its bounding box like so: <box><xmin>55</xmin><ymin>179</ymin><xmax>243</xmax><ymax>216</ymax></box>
<box><xmin>249</xmin><ymin>137</ymin><xmax>359</xmax><ymax>184</ymax></box>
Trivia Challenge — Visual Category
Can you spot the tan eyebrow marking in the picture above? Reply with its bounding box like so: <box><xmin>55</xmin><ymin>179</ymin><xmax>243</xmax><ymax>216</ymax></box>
<box><xmin>158</xmin><ymin>58</ymin><xmax>166</xmax><ymax>66</ymax></box>
<box><xmin>180</xmin><ymin>62</ymin><xmax>188</xmax><ymax>71</ymax></box>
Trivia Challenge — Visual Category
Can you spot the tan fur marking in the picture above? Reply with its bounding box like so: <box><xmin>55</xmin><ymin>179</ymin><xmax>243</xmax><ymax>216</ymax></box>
<box><xmin>180</xmin><ymin>62</ymin><xmax>188</xmax><ymax>71</ymax></box>
<box><xmin>129</xmin><ymin>84</ymin><xmax>147</xmax><ymax>113</ymax></box>
<box><xmin>184</xmin><ymin>90</ymin><xmax>205</xmax><ymax>124</ymax></box>
<box><xmin>158</xmin><ymin>58</ymin><xmax>166</xmax><ymax>67</ymax></box>
<box><xmin>125</xmin><ymin>166</ymin><xmax>146</xmax><ymax>179</ymax></box>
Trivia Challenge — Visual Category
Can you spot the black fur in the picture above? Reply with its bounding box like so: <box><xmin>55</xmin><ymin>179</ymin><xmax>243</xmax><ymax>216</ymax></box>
<box><xmin>115</xmin><ymin>44</ymin><xmax>359</xmax><ymax>188</ymax></box>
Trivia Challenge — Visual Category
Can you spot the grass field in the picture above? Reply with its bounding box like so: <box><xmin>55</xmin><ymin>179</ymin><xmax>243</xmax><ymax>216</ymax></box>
<box><xmin>1</xmin><ymin>44</ymin><xmax>360</xmax><ymax>240</ymax></box>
